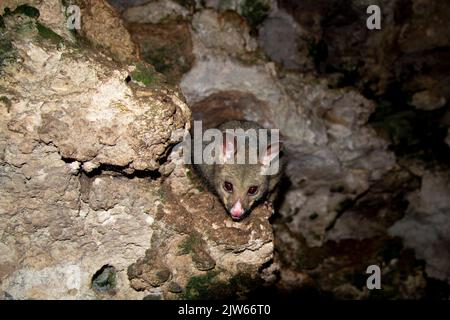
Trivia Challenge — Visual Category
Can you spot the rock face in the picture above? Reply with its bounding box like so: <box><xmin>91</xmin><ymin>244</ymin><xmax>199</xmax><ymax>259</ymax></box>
<box><xmin>0</xmin><ymin>2</ymin><xmax>274</xmax><ymax>300</ymax></box>
<box><xmin>389</xmin><ymin>168</ymin><xmax>450</xmax><ymax>283</ymax></box>
<box><xmin>2</xmin><ymin>0</ymin><xmax>450</xmax><ymax>300</ymax></box>
<box><xmin>122</xmin><ymin>0</ymin><xmax>189</xmax><ymax>24</ymax></box>
<box><xmin>104</xmin><ymin>0</ymin><xmax>449</xmax><ymax>298</ymax></box>
<box><xmin>278</xmin><ymin>0</ymin><xmax>450</xmax><ymax>100</ymax></box>
<box><xmin>127</xmin><ymin>163</ymin><xmax>274</xmax><ymax>299</ymax></box>
<box><xmin>76</xmin><ymin>0</ymin><xmax>138</xmax><ymax>62</ymax></box>
<box><xmin>180</xmin><ymin>8</ymin><xmax>396</xmax><ymax>249</ymax></box>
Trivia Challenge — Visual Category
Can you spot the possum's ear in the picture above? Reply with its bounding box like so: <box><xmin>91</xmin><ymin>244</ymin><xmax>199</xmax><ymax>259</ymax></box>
<box><xmin>260</xmin><ymin>142</ymin><xmax>281</xmax><ymax>167</ymax></box>
<box><xmin>220</xmin><ymin>131</ymin><xmax>236</xmax><ymax>162</ymax></box>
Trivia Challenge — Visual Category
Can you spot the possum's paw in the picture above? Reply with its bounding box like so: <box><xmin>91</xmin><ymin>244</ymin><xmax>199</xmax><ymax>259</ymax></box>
<box><xmin>264</xmin><ymin>201</ymin><xmax>274</xmax><ymax>214</ymax></box>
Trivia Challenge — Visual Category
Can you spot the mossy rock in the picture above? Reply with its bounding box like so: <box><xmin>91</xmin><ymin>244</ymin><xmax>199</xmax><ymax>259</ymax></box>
<box><xmin>0</xmin><ymin>36</ymin><xmax>14</xmax><ymax>69</ymax></box>
<box><xmin>130</xmin><ymin>62</ymin><xmax>163</xmax><ymax>87</ymax></box>
<box><xmin>240</xmin><ymin>0</ymin><xmax>270</xmax><ymax>31</ymax></box>
<box><xmin>183</xmin><ymin>271</ymin><xmax>263</xmax><ymax>299</ymax></box>
<box><xmin>177</xmin><ymin>233</ymin><xmax>202</xmax><ymax>255</ymax></box>
<box><xmin>36</xmin><ymin>22</ymin><xmax>64</xmax><ymax>45</ymax></box>
<box><xmin>0</xmin><ymin>96</ymin><xmax>12</xmax><ymax>112</ymax></box>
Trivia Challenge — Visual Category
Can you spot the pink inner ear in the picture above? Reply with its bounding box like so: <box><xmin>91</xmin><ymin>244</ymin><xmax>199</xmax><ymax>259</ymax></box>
<box><xmin>222</xmin><ymin>132</ymin><xmax>235</xmax><ymax>161</ymax></box>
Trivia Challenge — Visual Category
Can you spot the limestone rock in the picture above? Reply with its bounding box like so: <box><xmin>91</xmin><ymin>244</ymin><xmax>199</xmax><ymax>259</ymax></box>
<box><xmin>1</xmin><ymin>0</ymin><xmax>75</xmax><ymax>42</ymax></box>
<box><xmin>389</xmin><ymin>170</ymin><xmax>450</xmax><ymax>283</ymax></box>
<box><xmin>125</xmin><ymin>21</ymin><xmax>194</xmax><ymax>84</ymax></box>
<box><xmin>78</xmin><ymin>0</ymin><xmax>138</xmax><ymax>62</ymax></box>
<box><xmin>181</xmin><ymin>9</ymin><xmax>395</xmax><ymax>246</ymax></box>
<box><xmin>122</xmin><ymin>0</ymin><xmax>189</xmax><ymax>24</ymax></box>
<box><xmin>0</xmin><ymin>5</ymin><xmax>275</xmax><ymax>299</ymax></box>
<box><xmin>258</xmin><ymin>9</ymin><xmax>313</xmax><ymax>71</ymax></box>
<box><xmin>411</xmin><ymin>90</ymin><xmax>446</xmax><ymax>111</ymax></box>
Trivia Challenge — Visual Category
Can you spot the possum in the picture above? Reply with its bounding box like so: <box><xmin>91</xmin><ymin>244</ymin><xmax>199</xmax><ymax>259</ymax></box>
<box><xmin>191</xmin><ymin>120</ymin><xmax>283</xmax><ymax>221</ymax></box>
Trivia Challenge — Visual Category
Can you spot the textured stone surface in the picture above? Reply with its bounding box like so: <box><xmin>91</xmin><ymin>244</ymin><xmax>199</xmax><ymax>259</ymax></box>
<box><xmin>76</xmin><ymin>0</ymin><xmax>138</xmax><ymax>62</ymax></box>
<box><xmin>0</xmin><ymin>5</ymin><xmax>274</xmax><ymax>299</ymax></box>
<box><xmin>1</xmin><ymin>0</ymin><xmax>75</xmax><ymax>41</ymax></box>
<box><xmin>122</xmin><ymin>0</ymin><xmax>189</xmax><ymax>24</ymax></box>
<box><xmin>278</xmin><ymin>0</ymin><xmax>450</xmax><ymax>100</ymax></box>
<box><xmin>258</xmin><ymin>8</ymin><xmax>313</xmax><ymax>71</ymax></box>
<box><xmin>389</xmin><ymin>169</ymin><xmax>450</xmax><ymax>283</ymax></box>
<box><xmin>125</xmin><ymin>20</ymin><xmax>194</xmax><ymax>84</ymax></box>
<box><xmin>181</xmin><ymin>10</ymin><xmax>395</xmax><ymax>247</ymax></box>
<box><xmin>2</xmin><ymin>0</ymin><xmax>450</xmax><ymax>300</ymax></box>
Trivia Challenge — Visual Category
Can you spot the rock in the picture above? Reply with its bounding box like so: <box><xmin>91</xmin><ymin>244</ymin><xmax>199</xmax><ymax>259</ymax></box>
<box><xmin>190</xmin><ymin>91</ymin><xmax>274</xmax><ymax>129</ymax></box>
<box><xmin>107</xmin><ymin>0</ymin><xmax>151</xmax><ymax>12</ymax></box>
<box><xmin>77</xmin><ymin>0</ymin><xmax>138</xmax><ymax>62</ymax></box>
<box><xmin>411</xmin><ymin>90</ymin><xmax>446</xmax><ymax>111</ymax></box>
<box><xmin>167</xmin><ymin>281</ymin><xmax>182</xmax><ymax>293</ymax></box>
<box><xmin>1</xmin><ymin>0</ymin><xmax>75</xmax><ymax>42</ymax></box>
<box><xmin>125</xmin><ymin>21</ymin><xmax>194</xmax><ymax>84</ymax></box>
<box><xmin>0</xmin><ymin>5</ymin><xmax>274</xmax><ymax>300</ymax></box>
<box><xmin>181</xmin><ymin>5</ymin><xmax>395</xmax><ymax>249</ymax></box>
<box><xmin>1</xmin><ymin>13</ymin><xmax>190</xmax><ymax>172</ymax></box>
<box><xmin>127</xmin><ymin>165</ymin><xmax>274</xmax><ymax>296</ymax></box>
<box><xmin>278</xmin><ymin>0</ymin><xmax>450</xmax><ymax>101</ymax></box>
<box><xmin>190</xmin><ymin>9</ymin><xmax>257</xmax><ymax>57</ymax></box>
<box><xmin>122</xmin><ymin>0</ymin><xmax>190</xmax><ymax>24</ymax></box>
<box><xmin>389</xmin><ymin>169</ymin><xmax>450</xmax><ymax>283</ymax></box>
<box><xmin>258</xmin><ymin>9</ymin><xmax>313</xmax><ymax>71</ymax></box>
<box><xmin>3</xmin><ymin>0</ymin><xmax>449</xmax><ymax>300</ymax></box>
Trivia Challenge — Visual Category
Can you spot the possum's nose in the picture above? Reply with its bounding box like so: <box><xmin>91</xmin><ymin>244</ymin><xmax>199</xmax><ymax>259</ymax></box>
<box><xmin>230</xmin><ymin>200</ymin><xmax>244</xmax><ymax>219</ymax></box>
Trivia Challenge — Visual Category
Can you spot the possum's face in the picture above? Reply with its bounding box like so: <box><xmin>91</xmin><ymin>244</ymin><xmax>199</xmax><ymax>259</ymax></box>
<box><xmin>213</xmin><ymin>127</ymin><xmax>281</xmax><ymax>220</ymax></box>
<box><xmin>215</xmin><ymin>163</ymin><xmax>268</xmax><ymax>220</ymax></box>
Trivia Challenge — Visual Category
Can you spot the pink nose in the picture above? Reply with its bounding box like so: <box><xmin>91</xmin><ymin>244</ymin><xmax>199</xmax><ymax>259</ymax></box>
<box><xmin>230</xmin><ymin>200</ymin><xmax>244</xmax><ymax>219</ymax></box>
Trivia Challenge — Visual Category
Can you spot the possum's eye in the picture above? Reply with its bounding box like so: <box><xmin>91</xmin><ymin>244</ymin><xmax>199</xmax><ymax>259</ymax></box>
<box><xmin>223</xmin><ymin>181</ymin><xmax>233</xmax><ymax>193</ymax></box>
<box><xmin>247</xmin><ymin>186</ymin><xmax>258</xmax><ymax>195</ymax></box>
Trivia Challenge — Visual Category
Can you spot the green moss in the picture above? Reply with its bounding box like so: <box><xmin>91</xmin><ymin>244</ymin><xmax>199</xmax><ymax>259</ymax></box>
<box><xmin>131</xmin><ymin>62</ymin><xmax>160</xmax><ymax>87</ymax></box>
<box><xmin>183</xmin><ymin>271</ymin><xmax>219</xmax><ymax>300</ymax></box>
<box><xmin>141</xmin><ymin>38</ymin><xmax>191</xmax><ymax>85</ymax></box>
<box><xmin>143</xmin><ymin>46</ymin><xmax>171</xmax><ymax>75</ymax></box>
<box><xmin>156</xmin><ymin>187</ymin><xmax>167</xmax><ymax>203</ymax></box>
<box><xmin>0</xmin><ymin>35</ymin><xmax>14</xmax><ymax>69</ymax></box>
<box><xmin>36</xmin><ymin>22</ymin><xmax>64</xmax><ymax>45</ymax></box>
<box><xmin>178</xmin><ymin>233</ymin><xmax>202</xmax><ymax>255</ymax></box>
<box><xmin>0</xmin><ymin>96</ymin><xmax>12</xmax><ymax>112</ymax></box>
<box><xmin>183</xmin><ymin>271</ymin><xmax>263</xmax><ymax>299</ymax></box>
<box><xmin>240</xmin><ymin>0</ymin><xmax>270</xmax><ymax>31</ymax></box>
